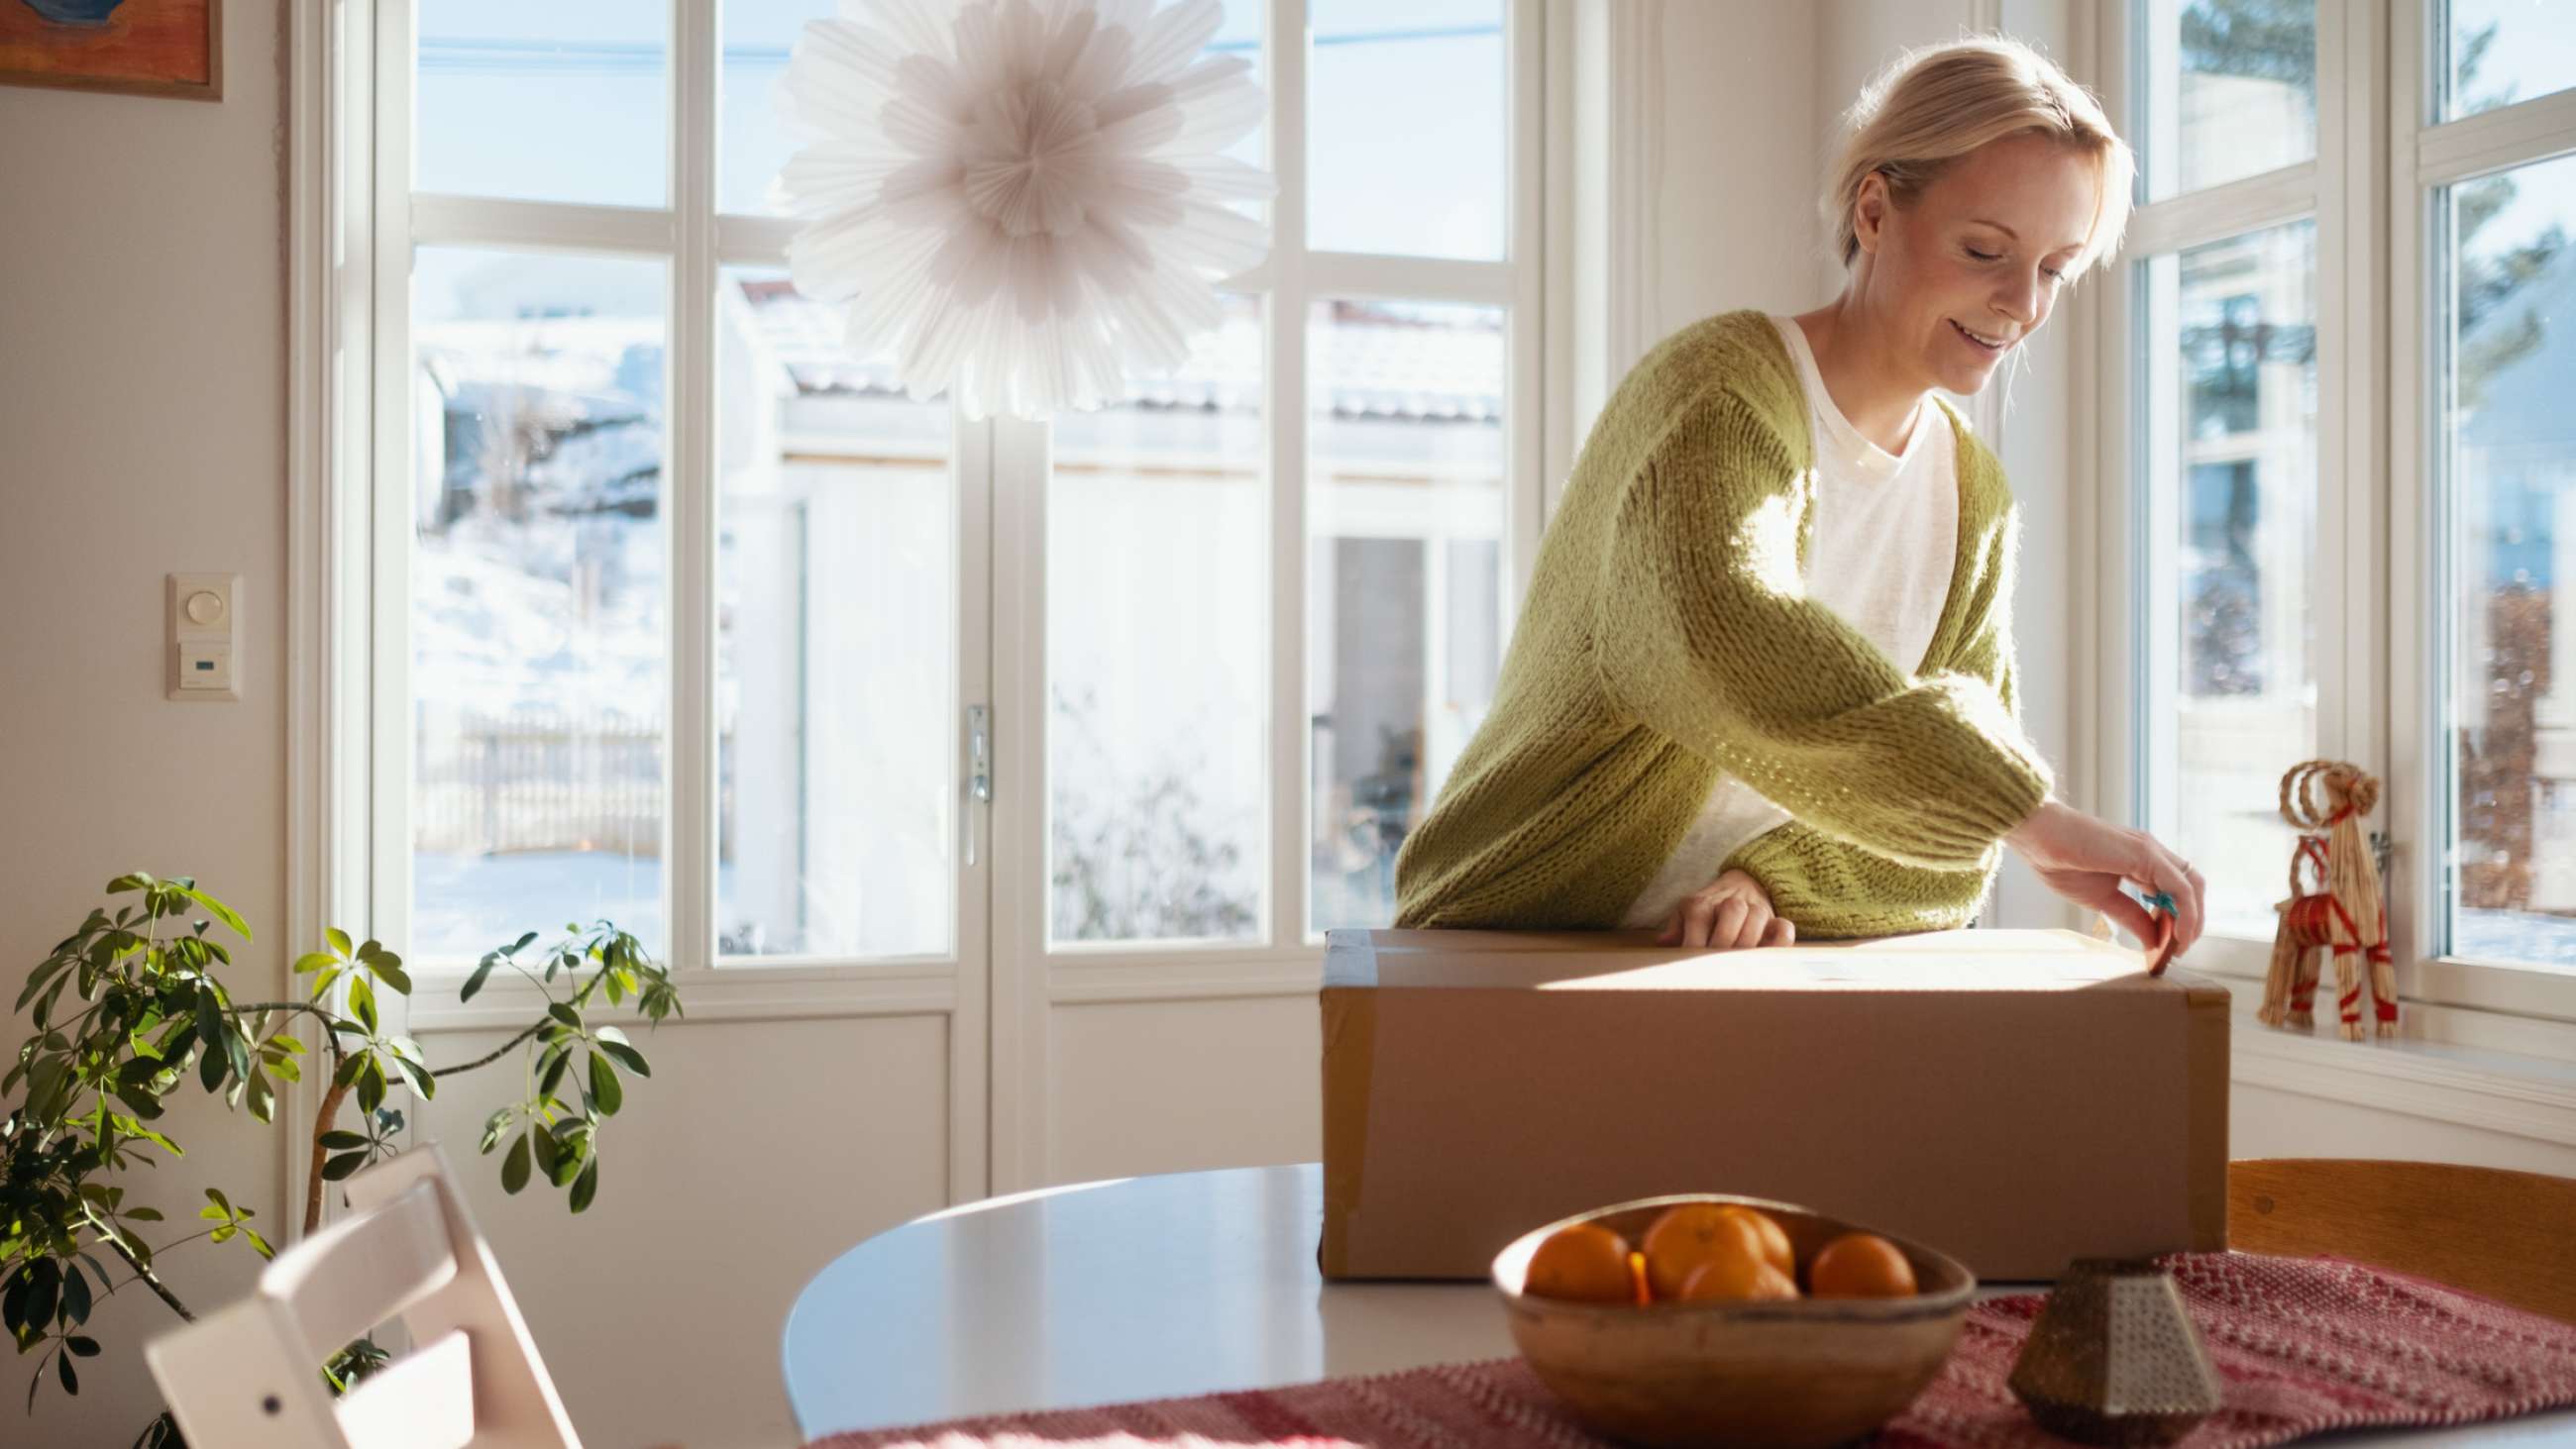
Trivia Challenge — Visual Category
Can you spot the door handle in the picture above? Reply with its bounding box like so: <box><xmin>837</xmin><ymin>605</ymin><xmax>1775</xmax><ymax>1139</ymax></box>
<box><xmin>965</xmin><ymin>704</ymin><xmax>992</xmax><ymax>865</ymax></box>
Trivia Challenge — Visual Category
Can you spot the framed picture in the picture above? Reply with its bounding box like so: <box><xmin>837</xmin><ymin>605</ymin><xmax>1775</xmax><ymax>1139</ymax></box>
<box><xmin>0</xmin><ymin>0</ymin><xmax>220</xmax><ymax>102</ymax></box>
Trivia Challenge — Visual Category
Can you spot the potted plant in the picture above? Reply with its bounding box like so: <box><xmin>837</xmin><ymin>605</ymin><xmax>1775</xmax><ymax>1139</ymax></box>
<box><xmin>3</xmin><ymin>872</ymin><xmax>683</xmax><ymax>1448</ymax></box>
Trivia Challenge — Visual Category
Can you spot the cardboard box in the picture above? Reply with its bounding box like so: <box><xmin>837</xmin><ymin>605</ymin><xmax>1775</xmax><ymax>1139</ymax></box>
<box><xmin>1320</xmin><ymin>927</ymin><xmax>2228</xmax><ymax>1282</ymax></box>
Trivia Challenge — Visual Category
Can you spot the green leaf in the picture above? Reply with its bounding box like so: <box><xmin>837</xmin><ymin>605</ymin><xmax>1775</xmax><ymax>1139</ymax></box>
<box><xmin>460</xmin><ymin>957</ymin><xmax>497</xmax><ymax>1003</ymax></box>
<box><xmin>569</xmin><ymin>1158</ymin><xmax>598</xmax><ymax>1213</ymax></box>
<box><xmin>64</xmin><ymin>1337</ymin><xmax>97</xmax><ymax>1358</ymax></box>
<box><xmin>56</xmin><ymin>1350</ymin><xmax>75</xmax><ymax>1395</ymax></box>
<box><xmin>511</xmin><ymin>931</ymin><xmax>539</xmax><ymax>955</ymax></box>
<box><xmin>478</xmin><ymin>1108</ymin><xmax>513</xmax><ymax>1154</ymax></box>
<box><xmin>268</xmin><ymin>1054</ymin><xmax>301</xmax><ymax>1085</ymax></box>
<box><xmin>587</xmin><ymin>1053</ymin><xmax>623</xmax><ymax>1116</ymax></box>
<box><xmin>500</xmin><ymin>1134</ymin><xmax>531</xmax><ymax>1194</ymax></box>
<box><xmin>326</xmin><ymin>927</ymin><xmax>353</xmax><ymax>957</ymax></box>
<box><xmin>223</xmin><ymin>1018</ymin><xmax>252</xmax><ymax>1086</ymax></box>
<box><xmin>322</xmin><ymin>1151</ymin><xmax>370</xmax><ymax>1182</ymax></box>
<box><xmin>392</xmin><ymin>1055</ymin><xmax>435</xmax><ymax>1101</ymax></box>
<box><xmin>58</xmin><ymin>1267</ymin><xmax>90</xmax><ymax>1326</ymax></box>
<box><xmin>192</xmin><ymin>990</ymin><xmax>224</xmax><ymax>1056</ymax></box>
<box><xmin>357</xmin><ymin>1059</ymin><xmax>386</xmax><ymax>1117</ymax></box>
<box><xmin>24</xmin><ymin>1264</ymin><xmax>57</xmax><ymax>1333</ymax></box>
<box><xmin>350</xmin><ymin>975</ymin><xmax>378</xmax><ymax>1035</ymax></box>
<box><xmin>292</xmin><ymin>953</ymin><xmax>337</xmax><ymax>976</ymax></box>
<box><xmin>197</xmin><ymin>1035</ymin><xmax>229</xmax><ymax>1092</ymax></box>
<box><xmin>334</xmin><ymin>1051</ymin><xmax>370</xmax><ymax>1089</ymax></box>
<box><xmin>178</xmin><ymin>886</ymin><xmax>250</xmax><ymax>942</ymax></box>
<box><xmin>14</xmin><ymin>957</ymin><xmax>71</xmax><ymax>1014</ymax></box>
<box><xmin>529</xmin><ymin>1120</ymin><xmax>561</xmax><ymax>1178</ymax></box>
<box><xmin>546</xmin><ymin>1001</ymin><xmax>581</xmax><ymax>1029</ymax></box>
<box><xmin>371</xmin><ymin>961</ymin><xmax>414</xmax><ymax>997</ymax></box>
<box><xmin>124</xmin><ymin>1206</ymin><xmax>163</xmax><ymax>1223</ymax></box>
<box><xmin>108</xmin><ymin>874</ymin><xmax>152</xmax><ymax>894</ymax></box>
<box><xmin>537</xmin><ymin>1047</ymin><xmax>571</xmax><ymax>1098</ymax></box>
<box><xmin>319</xmin><ymin>1129</ymin><xmax>369</xmax><ymax>1150</ymax></box>
<box><xmin>308</xmin><ymin>964</ymin><xmax>343</xmax><ymax>1003</ymax></box>
<box><xmin>595</xmin><ymin>1039</ymin><xmax>651</xmax><ymax>1078</ymax></box>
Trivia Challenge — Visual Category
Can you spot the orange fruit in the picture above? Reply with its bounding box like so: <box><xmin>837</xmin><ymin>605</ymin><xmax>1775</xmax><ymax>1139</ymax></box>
<box><xmin>1808</xmin><ymin>1232</ymin><xmax>1917</xmax><ymax>1298</ymax></box>
<box><xmin>1525</xmin><ymin>1223</ymin><xmax>1635</xmax><ymax>1302</ymax></box>
<box><xmin>1640</xmin><ymin>1203</ymin><xmax>1768</xmax><ymax>1301</ymax></box>
<box><xmin>1715</xmin><ymin>1205</ymin><xmax>1794</xmax><ymax>1280</ymax></box>
<box><xmin>1672</xmin><ymin>1252</ymin><xmax>1800</xmax><ymax>1302</ymax></box>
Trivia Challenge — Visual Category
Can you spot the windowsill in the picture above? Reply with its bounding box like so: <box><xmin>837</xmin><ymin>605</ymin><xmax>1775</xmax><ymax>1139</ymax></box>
<box><xmin>2185</xmin><ymin>967</ymin><xmax>2576</xmax><ymax>1149</ymax></box>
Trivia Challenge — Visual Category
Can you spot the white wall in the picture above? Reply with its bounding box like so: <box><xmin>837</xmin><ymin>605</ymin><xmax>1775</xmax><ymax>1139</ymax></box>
<box><xmin>0</xmin><ymin>5</ymin><xmax>289</xmax><ymax>1445</ymax></box>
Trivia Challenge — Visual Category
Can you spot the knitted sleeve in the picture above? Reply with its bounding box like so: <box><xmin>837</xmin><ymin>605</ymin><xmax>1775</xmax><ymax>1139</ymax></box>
<box><xmin>1590</xmin><ymin>384</ymin><xmax>2050</xmax><ymax>871</ymax></box>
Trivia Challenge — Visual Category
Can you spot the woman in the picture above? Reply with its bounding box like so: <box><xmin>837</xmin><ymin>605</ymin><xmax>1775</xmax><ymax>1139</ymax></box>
<box><xmin>1392</xmin><ymin>38</ymin><xmax>2204</xmax><ymax>959</ymax></box>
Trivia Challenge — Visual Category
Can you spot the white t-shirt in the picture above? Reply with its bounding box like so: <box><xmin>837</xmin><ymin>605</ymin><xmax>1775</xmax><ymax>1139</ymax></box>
<box><xmin>1617</xmin><ymin>315</ymin><xmax>1963</xmax><ymax>929</ymax></box>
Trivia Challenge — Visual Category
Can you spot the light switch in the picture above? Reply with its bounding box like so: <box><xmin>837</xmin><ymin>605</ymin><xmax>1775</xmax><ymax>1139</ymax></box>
<box><xmin>168</xmin><ymin>572</ymin><xmax>242</xmax><ymax>702</ymax></box>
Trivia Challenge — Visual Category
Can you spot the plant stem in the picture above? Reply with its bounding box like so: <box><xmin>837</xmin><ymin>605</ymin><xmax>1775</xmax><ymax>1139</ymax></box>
<box><xmin>103</xmin><ymin>1237</ymin><xmax>194</xmax><ymax>1324</ymax></box>
<box><xmin>304</xmin><ymin>1077</ymin><xmax>355</xmax><ymax>1237</ymax></box>
<box><xmin>427</xmin><ymin>1019</ymin><xmax>547</xmax><ymax>1079</ymax></box>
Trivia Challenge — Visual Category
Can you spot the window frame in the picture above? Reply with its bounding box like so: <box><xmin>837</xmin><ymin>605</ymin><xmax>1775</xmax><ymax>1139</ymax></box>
<box><xmin>2388</xmin><ymin>0</ymin><xmax>2576</xmax><ymax>1017</ymax></box>
<box><xmin>335</xmin><ymin>0</ymin><xmax>1548</xmax><ymax>1001</ymax></box>
<box><xmin>2098</xmin><ymin>0</ymin><xmax>2576</xmax><ymax>1029</ymax></box>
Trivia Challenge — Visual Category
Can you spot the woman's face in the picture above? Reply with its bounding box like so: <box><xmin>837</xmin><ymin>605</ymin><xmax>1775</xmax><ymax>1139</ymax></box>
<box><xmin>1853</xmin><ymin>132</ymin><xmax>2100</xmax><ymax>395</ymax></box>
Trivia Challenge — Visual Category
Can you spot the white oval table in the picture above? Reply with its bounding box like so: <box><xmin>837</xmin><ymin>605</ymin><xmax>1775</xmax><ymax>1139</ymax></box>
<box><xmin>782</xmin><ymin>1163</ymin><xmax>2576</xmax><ymax>1445</ymax></box>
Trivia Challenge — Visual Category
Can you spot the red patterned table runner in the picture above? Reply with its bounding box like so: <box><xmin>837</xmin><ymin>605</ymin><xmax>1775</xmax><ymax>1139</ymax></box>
<box><xmin>809</xmin><ymin>1252</ymin><xmax>2576</xmax><ymax>1447</ymax></box>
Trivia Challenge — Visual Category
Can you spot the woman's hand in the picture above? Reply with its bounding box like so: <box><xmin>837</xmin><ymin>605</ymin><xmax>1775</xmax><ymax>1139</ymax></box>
<box><xmin>1657</xmin><ymin>870</ymin><xmax>1796</xmax><ymax>950</ymax></box>
<box><xmin>2003</xmin><ymin>800</ymin><xmax>2205</xmax><ymax>960</ymax></box>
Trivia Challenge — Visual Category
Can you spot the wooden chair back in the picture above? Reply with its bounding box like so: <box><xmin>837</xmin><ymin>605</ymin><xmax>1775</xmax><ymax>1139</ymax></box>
<box><xmin>144</xmin><ymin>1142</ymin><xmax>583</xmax><ymax>1449</ymax></box>
<box><xmin>2228</xmin><ymin>1157</ymin><xmax>2576</xmax><ymax>1324</ymax></box>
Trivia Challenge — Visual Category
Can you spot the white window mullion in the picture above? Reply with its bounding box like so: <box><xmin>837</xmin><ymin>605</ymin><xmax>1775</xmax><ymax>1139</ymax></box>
<box><xmin>1303</xmin><ymin>252</ymin><xmax>1510</xmax><ymax>304</ymax></box>
<box><xmin>2124</xmin><ymin>163</ymin><xmax>2321</xmax><ymax>256</ymax></box>
<box><xmin>713</xmin><ymin>214</ymin><xmax>797</xmax><ymax>269</ymax></box>
<box><xmin>2310</xmin><ymin>0</ymin><xmax>2364</xmax><ymax>776</ymax></box>
<box><xmin>408</xmin><ymin>195</ymin><xmax>677</xmax><ymax>255</ymax></box>
<box><xmin>1508</xmin><ymin>0</ymin><xmax>1545</xmax><ymax>616</ymax></box>
<box><xmin>2327</xmin><ymin>0</ymin><xmax>2389</xmax><ymax>817</ymax></box>
<box><xmin>670</xmin><ymin>0</ymin><xmax>718</xmax><ymax>973</ymax></box>
<box><xmin>1268</xmin><ymin>0</ymin><xmax>1310</xmax><ymax>951</ymax></box>
<box><xmin>2415</xmin><ymin>86</ymin><xmax>2576</xmax><ymax>186</ymax></box>
<box><xmin>2385</xmin><ymin>0</ymin><xmax>2440</xmax><ymax>981</ymax></box>
<box><xmin>371</xmin><ymin>0</ymin><xmax>417</xmax><ymax>951</ymax></box>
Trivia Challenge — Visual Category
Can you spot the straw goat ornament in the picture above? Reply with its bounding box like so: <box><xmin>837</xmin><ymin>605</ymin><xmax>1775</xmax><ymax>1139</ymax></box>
<box><xmin>2256</xmin><ymin>759</ymin><xmax>2396</xmax><ymax>1040</ymax></box>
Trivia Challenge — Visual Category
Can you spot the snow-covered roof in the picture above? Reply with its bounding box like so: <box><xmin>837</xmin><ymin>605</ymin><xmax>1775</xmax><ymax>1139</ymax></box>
<box><xmin>731</xmin><ymin>277</ymin><xmax>1504</xmax><ymax>424</ymax></box>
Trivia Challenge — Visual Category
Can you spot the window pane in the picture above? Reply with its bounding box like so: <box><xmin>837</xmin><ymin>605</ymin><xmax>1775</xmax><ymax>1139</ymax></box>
<box><xmin>1308</xmin><ymin>0</ymin><xmax>1504</xmax><ymax>259</ymax></box>
<box><xmin>417</xmin><ymin>1</ymin><xmax>668</xmax><ymax>208</ymax></box>
<box><xmin>412</xmin><ymin>249</ymin><xmax>669</xmax><ymax>960</ymax></box>
<box><xmin>1048</xmin><ymin>296</ymin><xmax>1268</xmax><ymax>946</ymax></box>
<box><xmin>2141</xmin><ymin>221</ymin><xmax>2318</xmax><ymax>939</ymax></box>
<box><xmin>715</xmin><ymin>271</ymin><xmax>958</xmax><ymax>960</ymax></box>
<box><xmin>2136</xmin><ymin>0</ymin><xmax>2315</xmax><ymax>201</ymax></box>
<box><xmin>2441</xmin><ymin>153</ymin><xmax>2576</xmax><ymax>968</ymax></box>
<box><xmin>725</xmin><ymin>1</ymin><xmax>1264</xmax><ymax>219</ymax></box>
<box><xmin>2441</xmin><ymin>0</ymin><xmax>2576</xmax><ymax>122</ymax></box>
<box><xmin>1309</xmin><ymin>299</ymin><xmax>1507</xmax><ymax>932</ymax></box>
<box><xmin>720</xmin><ymin>0</ymin><xmax>824</xmax><ymax>218</ymax></box>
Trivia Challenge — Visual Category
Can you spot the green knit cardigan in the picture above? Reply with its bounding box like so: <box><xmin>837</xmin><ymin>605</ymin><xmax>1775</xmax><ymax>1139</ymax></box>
<box><xmin>1390</xmin><ymin>310</ymin><xmax>2052</xmax><ymax>938</ymax></box>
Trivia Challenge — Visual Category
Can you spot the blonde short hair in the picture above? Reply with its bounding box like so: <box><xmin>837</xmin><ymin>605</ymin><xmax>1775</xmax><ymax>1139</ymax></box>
<box><xmin>1824</xmin><ymin>38</ymin><xmax>2135</xmax><ymax>276</ymax></box>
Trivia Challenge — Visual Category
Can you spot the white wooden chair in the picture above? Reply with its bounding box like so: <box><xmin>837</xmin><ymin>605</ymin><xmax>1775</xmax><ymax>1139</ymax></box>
<box><xmin>144</xmin><ymin>1142</ymin><xmax>583</xmax><ymax>1449</ymax></box>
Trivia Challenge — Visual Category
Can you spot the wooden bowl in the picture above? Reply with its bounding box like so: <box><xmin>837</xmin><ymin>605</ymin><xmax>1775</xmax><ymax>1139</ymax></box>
<box><xmin>1492</xmin><ymin>1194</ymin><xmax>1976</xmax><ymax>1449</ymax></box>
